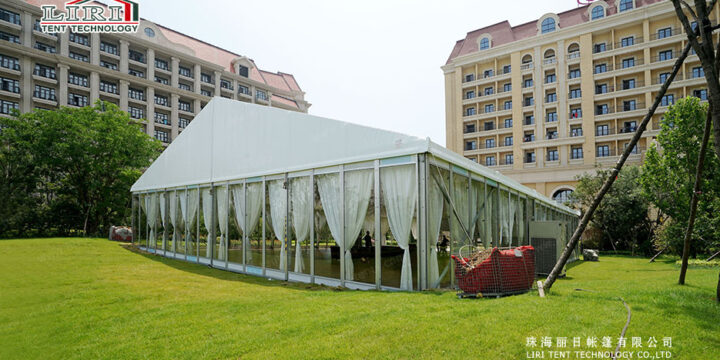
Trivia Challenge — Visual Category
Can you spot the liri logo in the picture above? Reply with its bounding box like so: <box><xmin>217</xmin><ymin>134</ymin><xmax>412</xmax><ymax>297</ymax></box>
<box><xmin>40</xmin><ymin>0</ymin><xmax>139</xmax><ymax>34</ymax></box>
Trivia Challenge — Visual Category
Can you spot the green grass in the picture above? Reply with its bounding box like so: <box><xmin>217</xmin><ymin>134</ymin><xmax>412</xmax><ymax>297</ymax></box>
<box><xmin>1</xmin><ymin>238</ymin><xmax>718</xmax><ymax>359</ymax></box>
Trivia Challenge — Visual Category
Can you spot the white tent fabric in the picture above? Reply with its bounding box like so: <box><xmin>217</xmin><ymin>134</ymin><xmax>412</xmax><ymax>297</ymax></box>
<box><xmin>216</xmin><ymin>186</ymin><xmax>229</xmax><ymax>261</ymax></box>
<box><xmin>428</xmin><ymin>178</ymin><xmax>443</xmax><ymax>288</ymax></box>
<box><xmin>269</xmin><ymin>180</ymin><xmax>287</xmax><ymax>271</ymax></box>
<box><xmin>231</xmin><ymin>183</ymin><xmax>262</xmax><ymax>262</ymax></box>
<box><xmin>159</xmin><ymin>192</ymin><xmax>167</xmax><ymax>250</ymax></box>
<box><xmin>180</xmin><ymin>189</ymin><xmax>199</xmax><ymax>253</ymax></box>
<box><xmin>169</xmin><ymin>190</ymin><xmax>180</xmax><ymax>252</ymax></box>
<box><xmin>317</xmin><ymin>171</ymin><xmax>372</xmax><ymax>281</ymax></box>
<box><xmin>144</xmin><ymin>193</ymin><xmax>159</xmax><ymax>247</ymax></box>
<box><xmin>517</xmin><ymin>198</ymin><xmax>525</xmax><ymax>244</ymax></box>
<box><xmin>499</xmin><ymin>191</ymin><xmax>509</xmax><ymax>245</ymax></box>
<box><xmin>450</xmin><ymin>175</ymin><xmax>470</xmax><ymax>247</ymax></box>
<box><xmin>201</xmin><ymin>188</ymin><xmax>213</xmax><ymax>258</ymax></box>
<box><xmin>508</xmin><ymin>194</ymin><xmax>517</xmax><ymax>247</ymax></box>
<box><xmin>381</xmin><ymin>165</ymin><xmax>417</xmax><ymax>291</ymax></box>
<box><xmin>291</xmin><ymin>177</ymin><xmax>312</xmax><ymax>273</ymax></box>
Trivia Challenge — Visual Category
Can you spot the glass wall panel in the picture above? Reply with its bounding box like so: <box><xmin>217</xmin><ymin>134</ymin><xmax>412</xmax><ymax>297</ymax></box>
<box><xmin>289</xmin><ymin>176</ymin><xmax>312</xmax><ymax>275</ymax></box>
<box><xmin>344</xmin><ymin>169</ymin><xmax>374</xmax><ymax>284</ymax></box>
<box><xmin>314</xmin><ymin>173</ymin><xmax>340</xmax><ymax>279</ymax></box>
<box><xmin>198</xmin><ymin>187</ymin><xmax>212</xmax><ymax>260</ymax></box>
<box><xmin>246</xmin><ymin>181</ymin><xmax>264</xmax><ymax>268</ymax></box>
<box><xmin>227</xmin><ymin>184</ymin><xmax>244</xmax><ymax>265</ymax></box>
<box><xmin>379</xmin><ymin>165</ymin><xmax>417</xmax><ymax>290</ymax></box>
<box><xmin>429</xmin><ymin>164</ymin><xmax>451</xmax><ymax>288</ymax></box>
<box><xmin>266</xmin><ymin>179</ymin><xmax>287</xmax><ymax>271</ymax></box>
<box><xmin>214</xmin><ymin>185</ymin><xmax>229</xmax><ymax>262</ymax></box>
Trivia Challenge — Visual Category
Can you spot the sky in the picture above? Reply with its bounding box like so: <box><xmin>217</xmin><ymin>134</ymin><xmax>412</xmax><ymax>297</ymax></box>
<box><xmin>137</xmin><ymin>0</ymin><xmax>581</xmax><ymax>146</ymax></box>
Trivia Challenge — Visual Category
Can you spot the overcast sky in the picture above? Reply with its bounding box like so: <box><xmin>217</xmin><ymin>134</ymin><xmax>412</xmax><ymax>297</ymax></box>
<box><xmin>138</xmin><ymin>0</ymin><xmax>580</xmax><ymax>146</ymax></box>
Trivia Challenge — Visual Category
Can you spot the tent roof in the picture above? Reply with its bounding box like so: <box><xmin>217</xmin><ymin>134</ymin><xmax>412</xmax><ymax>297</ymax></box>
<box><xmin>131</xmin><ymin>97</ymin><xmax>577</xmax><ymax>215</ymax></box>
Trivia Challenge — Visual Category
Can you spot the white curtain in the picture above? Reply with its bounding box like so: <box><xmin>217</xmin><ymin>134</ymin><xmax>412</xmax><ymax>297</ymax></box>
<box><xmin>231</xmin><ymin>182</ymin><xmax>262</xmax><ymax>262</ymax></box>
<box><xmin>145</xmin><ymin>193</ymin><xmax>159</xmax><ymax>248</ymax></box>
<box><xmin>428</xmin><ymin>179</ymin><xmax>443</xmax><ymax>288</ymax></box>
<box><xmin>269</xmin><ymin>180</ymin><xmax>287</xmax><ymax>271</ymax></box>
<box><xmin>499</xmin><ymin>191</ymin><xmax>509</xmax><ymax>245</ymax></box>
<box><xmin>216</xmin><ymin>186</ymin><xmax>229</xmax><ymax>261</ymax></box>
<box><xmin>180</xmin><ymin>189</ymin><xmax>199</xmax><ymax>253</ymax></box>
<box><xmin>508</xmin><ymin>194</ymin><xmax>517</xmax><ymax>247</ymax></box>
<box><xmin>517</xmin><ymin>198</ymin><xmax>525</xmax><ymax>245</ymax></box>
<box><xmin>486</xmin><ymin>189</ymin><xmax>495</xmax><ymax>247</ymax></box>
<box><xmin>475</xmin><ymin>182</ymin><xmax>488</xmax><ymax>249</ymax></box>
<box><xmin>202</xmin><ymin>188</ymin><xmax>214</xmax><ymax>258</ymax></box>
<box><xmin>169</xmin><ymin>190</ymin><xmax>181</xmax><ymax>252</ymax></box>
<box><xmin>450</xmin><ymin>175</ymin><xmax>470</xmax><ymax>248</ymax></box>
<box><xmin>291</xmin><ymin>177</ymin><xmax>312</xmax><ymax>273</ymax></box>
<box><xmin>381</xmin><ymin>165</ymin><xmax>416</xmax><ymax>290</ymax></box>
<box><xmin>318</xmin><ymin>170</ymin><xmax>373</xmax><ymax>281</ymax></box>
<box><xmin>159</xmin><ymin>192</ymin><xmax>167</xmax><ymax>251</ymax></box>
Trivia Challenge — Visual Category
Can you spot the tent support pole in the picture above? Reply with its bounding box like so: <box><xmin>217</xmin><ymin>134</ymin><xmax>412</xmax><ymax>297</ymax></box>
<box><xmin>418</xmin><ymin>154</ymin><xmax>428</xmax><ymax>291</ymax></box>
<box><xmin>340</xmin><ymin>165</ymin><xmax>345</xmax><ymax>287</ymax></box>
<box><xmin>374</xmin><ymin>160</ymin><xmax>381</xmax><ymax>290</ymax></box>
<box><xmin>242</xmin><ymin>180</ymin><xmax>247</xmax><ymax>273</ymax></box>
<box><xmin>131</xmin><ymin>194</ymin><xmax>136</xmax><ymax>245</ymax></box>
<box><xmin>262</xmin><ymin>178</ymin><xmax>266</xmax><ymax>276</ymax></box>
<box><xmin>310</xmin><ymin>170</ymin><xmax>315</xmax><ymax>284</ymax></box>
<box><xmin>285</xmin><ymin>173</ymin><xmax>290</xmax><ymax>281</ymax></box>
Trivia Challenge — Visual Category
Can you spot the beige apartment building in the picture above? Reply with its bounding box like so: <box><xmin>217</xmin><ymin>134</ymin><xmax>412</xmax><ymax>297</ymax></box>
<box><xmin>443</xmin><ymin>0</ymin><xmax>713</xmax><ymax>202</ymax></box>
<box><xmin>0</xmin><ymin>0</ymin><xmax>309</xmax><ymax>144</ymax></box>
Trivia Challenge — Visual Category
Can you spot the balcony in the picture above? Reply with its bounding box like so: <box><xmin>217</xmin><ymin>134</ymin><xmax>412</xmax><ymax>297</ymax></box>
<box><xmin>520</xmin><ymin>62</ymin><xmax>533</xmax><ymax>71</ymax></box>
<box><xmin>613</xmin><ymin>36</ymin><xmax>644</xmax><ymax>50</ymax></box>
<box><xmin>595</xmin><ymin>126</ymin><xmax>616</xmax><ymax>137</ymax></box>
<box><xmin>567</xmin><ymin>52</ymin><xmax>581</xmax><ymax>61</ymax></box>
<box><xmin>621</xmin><ymin>101</ymin><xmax>645</xmax><ymax>112</ymax></box>
<box><xmin>649</xmin><ymin>28</ymin><xmax>681</xmax><ymax>41</ymax></box>
<box><xmin>653</xmin><ymin>73</ymin><xmax>684</xmax><ymax>85</ymax></box>
<box><xmin>619</xmin><ymin>125</ymin><xmax>638</xmax><ymax>134</ymax></box>
<box><xmin>543</xmin><ymin>57</ymin><xmax>557</xmax><ymax>66</ymax></box>
<box><xmin>651</xmin><ymin>52</ymin><xmax>679</xmax><ymax>63</ymax></box>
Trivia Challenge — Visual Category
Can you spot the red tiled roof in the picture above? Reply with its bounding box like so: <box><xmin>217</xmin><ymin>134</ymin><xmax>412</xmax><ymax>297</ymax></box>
<box><xmin>446</xmin><ymin>0</ymin><xmax>663</xmax><ymax>64</ymax></box>
<box><xmin>271</xmin><ymin>94</ymin><xmax>298</xmax><ymax>109</ymax></box>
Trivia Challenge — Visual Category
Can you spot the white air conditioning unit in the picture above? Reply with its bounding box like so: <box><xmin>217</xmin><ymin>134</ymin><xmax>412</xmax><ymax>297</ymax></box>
<box><xmin>529</xmin><ymin>221</ymin><xmax>567</xmax><ymax>276</ymax></box>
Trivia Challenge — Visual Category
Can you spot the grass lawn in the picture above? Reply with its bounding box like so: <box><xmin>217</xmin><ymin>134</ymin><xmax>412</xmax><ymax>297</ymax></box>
<box><xmin>1</xmin><ymin>238</ymin><xmax>718</xmax><ymax>359</ymax></box>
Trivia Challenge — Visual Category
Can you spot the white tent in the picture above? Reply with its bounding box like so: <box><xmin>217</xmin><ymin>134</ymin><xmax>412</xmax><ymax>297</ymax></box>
<box><xmin>132</xmin><ymin>97</ymin><xmax>578</xmax><ymax>291</ymax></box>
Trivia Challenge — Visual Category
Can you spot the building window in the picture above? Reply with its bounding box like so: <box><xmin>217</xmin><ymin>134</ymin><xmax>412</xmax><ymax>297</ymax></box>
<box><xmin>0</xmin><ymin>99</ymin><xmax>18</xmax><ymax>114</ymax></box>
<box><xmin>597</xmin><ymin>145</ymin><xmax>611</xmax><ymax>157</ymax></box>
<box><xmin>620</xmin><ymin>36</ymin><xmax>634</xmax><ymax>47</ymax></box>
<box><xmin>69</xmin><ymin>33</ymin><xmax>89</xmax><ymax>46</ymax></box>
<box><xmin>546</xmin><ymin>111</ymin><xmax>558</xmax><ymax>122</ymax></box>
<box><xmin>238</xmin><ymin>85</ymin><xmax>250</xmax><ymax>95</ymax></box>
<box><xmin>693</xmin><ymin>89</ymin><xmax>708</xmax><ymax>100</ymax></box>
<box><xmin>503</xmin><ymin>101</ymin><xmax>512</xmax><ymax>110</ymax></box>
<box><xmin>68</xmin><ymin>93</ymin><xmax>88</xmax><ymax>107</ymax></box>
<box><xmin>661</xmin><ymin>94</ymin><xmax>674</xmax><ymax>106</ymax></box>
<box><xmin>0</xmin><ymin>8</ymin><xmax>21</xmax><ymax>25</ymax></box>
<box><xmin>570</xmin><ymin>108</ymin><xmax>582</xmax><ymax>119</ymax></box>
<box><xmin>479</xmin><ymin>37</ymin><xmax>489</xmax><ymax>50</ymax></box>
<box><xmin>524</xmin><ymin>115</ymin><xmax>535</xmax><ymax>125</ymax></box>
<box><xmin>621</xmin><ymin>58</ymin><xmax>635</xmax><ymax>68</ymax></box>
<box><xmin>591</xmin><ymin>5</ymin><xmax>604</xmax><ymax>20</ymax></box>
<box><xmin>596</xmin><ymin>83</ymin><xmax>608</xmax><ymax>94</ymax></box>
<box><xmin>128</xmin><ymin>87</ymin><xmax>145</xmax><ymax>101</ymax></box>
<box><xmin>553</xmin><ymin>189</ymin><xmax>573</xmax><ymax>204</ymax></box>
<box><xmin>571</xmin><ymin>147</ymin><xmax>583</xmax><ymax>159</ymax></box>
<box><xmin>201</xmin><ymin>89</ymin><xmax>212</xmax><ymax>97</ymax></box>
<box><xmin>33</xmin><ymin>64</ymin><xmax>56</xmax><ymax>79</ymax></box>
<box><xmin>69</xmin><ymin>51</ymin><xmax>88</xmax><ymax>62</ymax></box>
<box><xmin>0</xmin><ymin>76</ymin><xmax>19</xmax><ymax>93</ymax></box>
<box><xmin>154</xmin><ymin>130</ymin><xmax>169</xmax><ymax>143</ymax></box>
<box><xmin>154</xmin><ymin>112</ymin><xmax>169</xmax><ymax>125</ymax></box>
<box><xmin>525</xmin><ymin>151</ymin><xmax>536</xmax><ymax>163</ymax></box>
<box><xmin>0</xmin><ymin>54</ymin><xmax>20</xmax><ymax>70</ymax></box>
<box><xmin>465</xmin><ymin>124</ymin><xmax>476</xmax><ymax>134</ymax></box>
<box><xmin>623</xmin><ymin>100</ymin><xmax>637</xmax><ymax>111</ymax></box>
<box><xmin>485</xmin><ymin>156</ymin><xmax>496</xmax><ymax>166</ymax></box>
<box><xmin>100</xmin><ymin>60</ymin><xmax>118</xmax><ymax>71</ymax></box>
<box><xmin>524</xmin><ymin>133</ymin><xmax>535</xmax><ymax>142</ymax></box>
<box><xmin>155</xmin><ymin>76</ymin><xmax>169</xmax><ymax>85</ymax></box>
<box><xmin>504</xmin><ymin>136</ymin><xmax>513</xmax><ymax>146</ymax></box>
<box><xmin>619</xmin><ymin>0</ymin><xmax>634</xmax><ymax>12</ymax></box>
<box><xmin>128</xmin><ymin>106</ymin><xmax>144</xmax><ymax>119</ymax></box>
<box><xmin>200</xmin><ymin>72</ymin><xmax>213</xmax><ymax>84</ymax></box>
<box><xmin>178</xmin><ymin>66</ymin><xmax>192</xmax><ymax>78</ymax></box>
<box><xmin>465</xmin><ymin>141</ymin><xmax>476</xmax><ymax>151</ymax></box>
<box><xmin>547</xmin><ymin>149</ymin><xmax>559</xmax><ymax>161</ymax></box>
<box><xmin>524</xmin><ymin>97</ymin><xmax>534</xmax><ymax>107</ymax></box>
<box><xmin>545</xmin><ymin>73</ymin><xmax>556</xmax><ymax>84</ymax></box>
<box><xmin>692</xmin><ymin>66</ymin><xmax>705</xmax><ymax>78</ymax></box>
<box><xmin>178</xmin><ymin>83</ymin><xmax>191</xmax><ymax>91</ymax></box>
<box><xmin>657</xmin><ymin>27</ymin><xmax>672</xmax><ymax>39</ymax></box>
<box><xmin>68</xmin><ymin>73</ymin><xmax>88</xmax><ymax>87</ymax></box>
<box><xmin>546</xmin><ymin>93</ymin><xmax>557</xmax><ymax>103</ymax></box>
<box><xmin>465</xmin><ymin>90</ymin><xmax>475</xmax><ymax>99</ymax></box>
<box><xmin>658</xmin><ymin>72</ymin><xmax>670</xmax><ymax>83</ymax></box>
<box><xmin>622</xmin><ymin>79</ymin><xmax>636</xmax><ymax>90</ymax></box>
<box><xmin>155</xmin><ymin>95</ymin><xmax>168</xmax><ymax>107</ymax></box>
<box><xmin>129</xmin><ymin>49</ymin><xmax>146</xmax><ymax>63</ymax></box>
<box><xmin>568</xmin><ymin>69</ymin><xmax>581</xmax><ymax>79</ymax></box>
<box><xmin>621</xmin><ymin>121</ymin><xmax>637</xmax><ymax>133</ymax></box>
<box><xmin>658</xmin><ymin>50</ymin><xmax>673</xmax><ymax>61</ymax></box>
<box><xmin>502</xmin><ymin>65</ymin><xmax>511</xmax><ymax>74</ymax></box>
<box><xmin>484</xmin><ymin>104</ymin><xmax>494</xmax><ymax>113</ymax></box>
<box><xmin>523</xmin><ymin>78</ymin><xmax>533</xmax><ymax>88</ymax></box>
<box><xmin>35</xmin><ymin>42</ymin><xmax>56</xmax><ymax>53</ymax></box>
<box><xmin>596</xmin><ymin>124</ymin><xmax>610</xmax><ymax>136</ymax></box>
<box><xmin>596</xmin><ymin>104</ymin><xmax>610</xmax><ymax>115</ymax></box>
<box><xmin>179</xmin><ymin>100</ymin><xmax>192</xmax><ymax>112</ymax></box>
<box><xmin>503</xmin><ymin>83</ymin><xmax>511</xmax><ymax>92</ymax></box>
<box><xmin>128</xmin><ymin>68</ymin><xmax>145</xmax><ymax>78</ymax></box>
<box><xmin>100</xmin><ymin>41</ymin><xmax>118</xmax><ymax>55</ymax></box>
<box><xmin>569</xmin><ymin>88</ymin><xmax>581</xmax><ymax>99</ymax></box>
<box><xmin>484</xmin><ymin>121</ymin><xmax>495</xmax><ymax>131</ymax></box>
<box><xmin>99</xmin><ymin>80</ymin><xmax>118</xmax><ymax>94</ymax></box>
<box><xmin>483</xmin><ymin>69</ymin><xmax>494</xmax><ymax>78</ymax></box>
<box><xmin>0</xmin><ymin>31</ymin><xmax>20</xmax><ymax>44</ymax></box>
<box><xmin>483</xmin><ymin>87</ymin><xmax>494</xmax><ymax>96</ymax></box>
<box><xmin>179</xmin><ymin>117</ymin><xmax>190</xmax><ymax>128</ymax></box>
<box><xmin>464</xmin><ymin>73</ymin><xmax>475</xmax><ymax>83</ymax></box>
<box><xmin>594</xmin><ymin>43</ymin><xmax>607</xmax><ymax>53</ymax></box>
<box><xmin>541</xmin><ymin>18</ymin><xmax>556</xmax><ymax>34</ymax></box>
<box><xmin>547</xmin><ymin>130</ymin><xmax>558</xmax><ymax>140</ymax></box>
<box><xmin>504</xmin><ymin>154</ymin><xmax>514</xmax><ymax>165</ymax></box>
<box><xmin>220</xmin><ymin>79</ymin><xmax>233</xmax><ymax>90</ymax></box>
<box><xmin>594</xmin><ymin>63</ymin><xmax>607</xmax><ymax>74</ymax></box>
<box><xmin>464</xmin><ymin>107</ymin><xmax>475</xmax><ymax>118</ymax></box>
<box><xmin>504</xmin><ymin>118</ymin><xmax>512</xmax><ymax>128</ymax></box>
<box><xmin>155</xmin><ymin>58</ymin><xmax>169</xmax><ymax>71</ymax></box>
<box><xmin>256</xmin><ymin>90</ymin><xmax>268</xmax><ymax>101</ymax></box>
<box><xmin>238</xmin><ymin>65</ymin><xmax>249</xmax><ymax>78</ymax></box>
<box><xmin>570</xmin><ymin>126</ymin><xmax>583</xmax><ymax>137</ymax></box>
<box><xmin>484</xmin><ymin>138</ymin><xmax>495</xmax><ymax>149</ymax></box>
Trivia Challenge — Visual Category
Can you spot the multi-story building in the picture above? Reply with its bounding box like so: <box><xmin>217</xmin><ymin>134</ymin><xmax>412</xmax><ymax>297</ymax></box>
<box><xmin>443</xmin><ymin>0</ymin><xmax>712</xmax><ymax>202</ymax></box>
<box><xmin>0</xmin><ymin>0</ymin><xmax>310</xmax><ymax>144</ymax></box>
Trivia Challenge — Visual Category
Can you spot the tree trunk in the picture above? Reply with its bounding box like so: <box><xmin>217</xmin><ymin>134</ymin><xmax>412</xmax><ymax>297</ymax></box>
<box><xmin>542</xmin><ymin>42</ymin><xmax>692</xmax><ymax>293</ymax></box>
<box><xmin>679</xmin><ymin>106</ymin><xmax>713</xmax><ymax>285</ymax></box>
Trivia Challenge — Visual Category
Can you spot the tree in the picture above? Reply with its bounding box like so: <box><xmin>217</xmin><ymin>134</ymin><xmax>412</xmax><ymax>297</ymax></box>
<box><xmin>0</xmin><ymin>101</ymin><xmax>162</xmax><ymax>237</ymax></box>
<box><xmin>640</xmin><ymin>97</ymin><xmax>720</xmax><ymax>277</ymax></box>
<box><xmin>572</xmin><ymin>167</ymin><xmax>652</xmax><ymax>255</ymax></box>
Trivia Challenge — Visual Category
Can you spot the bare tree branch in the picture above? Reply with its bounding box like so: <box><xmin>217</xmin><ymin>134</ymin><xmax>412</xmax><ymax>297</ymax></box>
<box><xmin>681</xmin><ymin>0</ymin><xmax>699</xmax><ymax>21</ymax></box>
